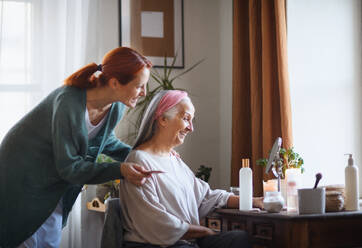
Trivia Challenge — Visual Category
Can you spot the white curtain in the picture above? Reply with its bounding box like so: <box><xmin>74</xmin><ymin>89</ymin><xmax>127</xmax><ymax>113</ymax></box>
<box><xmin>31</xmin><ymin>0</ymin><xmax>103</xmax><ymax>101</ymax></box>
<box><xmin>0</xmin><ymin>0</ymin><xmax>112</xmax><ymax>247</ymax></box>
<box><xmin>32</xmin><ymin>1</ymin><xmax>107</xmax><ymax>248</ymax></box>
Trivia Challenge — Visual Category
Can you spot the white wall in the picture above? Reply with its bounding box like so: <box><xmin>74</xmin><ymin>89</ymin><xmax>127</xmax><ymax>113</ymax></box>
<box><xmin>116</xmin><ymin>0</ymin><xmax>234</xmax><ymax>189</ymax></box>
<box><xmin>287</xmin><ymin>0</ymin><xmax>362</xmax><ymax>190</ymax></box>
<box><xmin>97</xmin><ymin>0</ymin><xmax>120</xmax><ymax>59</ymax></box>
<box><xmin>156</xmin><ymin>0</ymin><xmax>234</xmax><ymax>189</ymax></box>
<box><xmin>170</xmin><ymin>0</ymin><xmax>222</xmax><ymax>188</ymax></box>
<box><xmin>218</xmin><ymin>0</ymin><xmax>233</xmax><ymax>190</ymax></box>
<box><xmin>115</xmin><ymin>0</ymin><xmax>362</xmax><ymax>192</ymax></box>
<box><xmin>176</xmin><ymin>0</ymin><xmax>234</xmax><ymax>189</ymax></box>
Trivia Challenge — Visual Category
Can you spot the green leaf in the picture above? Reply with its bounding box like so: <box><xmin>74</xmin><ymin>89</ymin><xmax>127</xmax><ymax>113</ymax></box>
<box><xmin>256</xmin><ymin>146</ymin><xmax>304</xmax><ymax>174</ymax></box>
<box><xmin>279</xmin><ymin>148</ymin><xmax>286</xmax><ymax>155</ymax></box>
<box><xmin>163</xmin><ymin>55</ymin><xmax>168</xmax><ymax>80</ymax></box>
<box><xmin>148</xmin><ymin>85</ymin><xmax>163</xmax><ymax>95</ymax></box>
<box><xmin>167</xmin><ymin>52</ymin><xmax>179</xmax><ymax>78</ymax></box>
<box><xmin>170</xmin><ymin>59</ymin><xmax>205</xmax><ymax>82</ymax></box>
<box><xmin>151</xmin><ymin>68</ymin><xmax>163</xmax><ymax>80</ymax></box>
<box><xmin>195</xmin><ymin>165</ymin><xmax>212</xmax><ymax>182</ymax></box>
<box><xmin>151</xmin><ymin>72</ymin><xmax>164</xmax><ymax>86</ymax></box>
<box><xmin>256</xmin><ymin>158</ymin><xmax>268</xmax><ymax>166</ymax></box>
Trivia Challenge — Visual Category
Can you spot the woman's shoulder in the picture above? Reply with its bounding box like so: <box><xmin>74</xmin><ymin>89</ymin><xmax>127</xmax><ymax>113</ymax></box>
<box><xmin>51</xmin><ymin>86</ymin><xmax>86</xmax><ymax>107</ymax></box>
<box><xmin>127</xmin><ymin>149</ymin><xmax>159</xmax><ymax>160</ymax></box>
<box><xmin>127</xmin><ymin>149</ymin><xmax>143</xmax><ymax>159</ymax></box>
<box><xmin>47</xmin><ymin>86</ymin><xmax>86</xmax><ymax>119</ymax></box>
<box><xmin>56</xmin><ymin>85</ymin><xmax>84</xmax><ymax>97</ymax></box>
<box><xmin>126</xmin><ymin>149</ymin><xmax>171</xmax><ymax>169</ymax></box>
<box><xmin>126</xmin><ymin>150</ymin><xmax>152</xmax><ymax>165</ymax></box>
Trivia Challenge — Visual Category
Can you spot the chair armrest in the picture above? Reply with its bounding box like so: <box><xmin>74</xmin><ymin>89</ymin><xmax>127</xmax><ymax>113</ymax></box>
<box><xmin>101</xmin><ymin>198</ymin><xmax>124</xmax><ymax>248</ymax></box>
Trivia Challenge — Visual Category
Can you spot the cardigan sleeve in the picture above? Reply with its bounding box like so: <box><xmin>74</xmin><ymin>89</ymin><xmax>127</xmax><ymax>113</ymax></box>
<box><xmin>51</xmin><ymin>95</ymin><xmax>122</xmax><ymax>185</ymax></box>
<box><xmin>102</xmin><ymin>131</ymin><xmax>131</xmax><ymax>162</ymax></box>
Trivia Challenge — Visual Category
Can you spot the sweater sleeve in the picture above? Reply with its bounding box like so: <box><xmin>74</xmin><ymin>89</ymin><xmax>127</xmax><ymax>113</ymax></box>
<box><xmin>51</xmin><ymin>95</ymin><xmax>121</xmax><ymax>185</ymax></box>
<box><xmin>102</xmin><ymin>131</ymin><xmax>131</xmax><ymax>162</ymax></box>
<box><xmin>194</xmin><ymin>177</ymin><xmax>232</xmax><ymax>219</ymax></box>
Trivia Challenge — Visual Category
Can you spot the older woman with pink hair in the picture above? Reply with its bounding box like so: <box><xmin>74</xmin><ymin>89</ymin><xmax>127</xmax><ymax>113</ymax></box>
<box><xmin>119</xmin><ymin>90</ymin><xmax>262</xmax><ymax>248</ymax></box>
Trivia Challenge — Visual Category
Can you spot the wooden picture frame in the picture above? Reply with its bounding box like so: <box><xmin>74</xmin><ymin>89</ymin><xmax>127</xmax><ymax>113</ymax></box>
<box><xmin>119</xmin><ymin>0</ymin><xmax>184</xmax><ymax>68</ymax></box>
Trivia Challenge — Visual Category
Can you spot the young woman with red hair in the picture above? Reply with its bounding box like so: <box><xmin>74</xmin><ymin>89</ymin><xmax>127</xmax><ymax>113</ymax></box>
<box><xmin>0</xmin><ymin>47</ymin><xmax>153</xmax><ymax>248</ymax></box>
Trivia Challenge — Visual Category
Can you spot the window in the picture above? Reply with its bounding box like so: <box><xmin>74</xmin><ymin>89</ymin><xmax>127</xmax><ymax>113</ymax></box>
<box><xmin>287</xmin><ymin>0</ymin><xmax>362</xmax><ymax>188</ymax></box>
<box><xmin>0</xmin><ymin>1</ymin><xmax>35</xmax><ymax>142</ymax></box>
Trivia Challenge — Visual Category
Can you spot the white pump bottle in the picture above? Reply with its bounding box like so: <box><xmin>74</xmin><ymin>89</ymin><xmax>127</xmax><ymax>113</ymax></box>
<box><xmin>344</xmin><ymin>153</ymin><xmax>359</xmax><ymax>211</ymax></box>
<box><xmin>239</xmin><ymin>158</ymin><xmax>253</xmax><ymax>210</ymax></box>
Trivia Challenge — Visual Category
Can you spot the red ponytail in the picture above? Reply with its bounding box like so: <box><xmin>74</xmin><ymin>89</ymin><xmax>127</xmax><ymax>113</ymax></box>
<box><xmin>64</xmin><ymin>47</ymin><xmax>152</xmax><ymax>88</ymax></box>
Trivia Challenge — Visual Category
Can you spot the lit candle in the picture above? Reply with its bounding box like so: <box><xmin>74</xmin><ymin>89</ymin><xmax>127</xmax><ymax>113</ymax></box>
<box><xmin>263</xmin><ymin>179</ymin><xmax>278</xmax><ymax>195</ymax></box>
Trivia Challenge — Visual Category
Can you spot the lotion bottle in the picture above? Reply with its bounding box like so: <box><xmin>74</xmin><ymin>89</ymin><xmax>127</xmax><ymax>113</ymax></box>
<box><xmin>239</xmin><ymin>158</ymin><xmax>253</xmax><ymax>210</ymax></box>
<box><xmin>344</xmin><ymin>153</ymin><xmax>359</xmax><ymax>211</ymax></box>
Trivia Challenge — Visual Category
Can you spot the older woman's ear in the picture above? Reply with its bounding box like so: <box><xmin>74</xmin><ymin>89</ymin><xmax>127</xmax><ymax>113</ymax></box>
<box><xmin>157</xmin><ymin>116</ymin><xmax>169</xmax><ymax>128</ymax></box>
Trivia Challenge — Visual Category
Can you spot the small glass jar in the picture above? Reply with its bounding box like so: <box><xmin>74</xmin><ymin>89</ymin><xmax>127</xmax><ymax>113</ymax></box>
<box><xmin>263</xmin><ymin>191</ymin><xmax>284</xmax><ymax>213</ymax></box>
<box><xmin>229</xmin><ymin>186</ymin><xmax>239</xmax><ymax>196</ymax></box>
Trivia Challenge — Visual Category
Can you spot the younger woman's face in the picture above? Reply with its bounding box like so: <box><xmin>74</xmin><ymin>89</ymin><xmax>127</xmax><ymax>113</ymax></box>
<box><xmin>117</xmin><ymin>67</ymin><xmax>150</xmax><ymax>108</ymax></box>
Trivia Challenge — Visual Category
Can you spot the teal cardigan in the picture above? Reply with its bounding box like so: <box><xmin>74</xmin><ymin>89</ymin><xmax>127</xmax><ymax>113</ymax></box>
<box><xmin>0</xmin><ymin>86</ymin><xmax>131</xmax><ymax>248</ymax></box>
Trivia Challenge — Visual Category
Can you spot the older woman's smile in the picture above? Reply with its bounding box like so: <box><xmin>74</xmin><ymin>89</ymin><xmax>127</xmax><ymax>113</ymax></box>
<box><xmin>179</xmin><ymin>131</ymin><xmax>188</xmax><ymax>139</ymax></box>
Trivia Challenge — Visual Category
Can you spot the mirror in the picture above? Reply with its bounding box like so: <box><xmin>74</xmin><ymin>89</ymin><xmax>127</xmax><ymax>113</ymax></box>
<box><xmin>265</xmin><ymin>137</ymin><xmax>283</xmax><ymax>192</ymax></box>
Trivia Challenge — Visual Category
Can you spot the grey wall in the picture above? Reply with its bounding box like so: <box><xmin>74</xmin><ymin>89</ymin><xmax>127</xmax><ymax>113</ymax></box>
<box><xmin>101</xmin><ymin>0</ymin><xmax>362</xmax><ymax>192</ymax></box>
<box><xmin>115</xmin><ymin>0</ymin><xmax>234</xmax><ymax>189</ymax></box>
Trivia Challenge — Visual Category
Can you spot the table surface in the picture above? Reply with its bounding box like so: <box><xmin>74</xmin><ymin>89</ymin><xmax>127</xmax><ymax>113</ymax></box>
<box><xmin>215</xmin><ymin>208</ymin><xmax>362</xmax><ymax>220</ymax></box>
<box><xmin>212</xmin><ymin>208</ymin><xmax>362</xmax><ymax>248</ymax></box>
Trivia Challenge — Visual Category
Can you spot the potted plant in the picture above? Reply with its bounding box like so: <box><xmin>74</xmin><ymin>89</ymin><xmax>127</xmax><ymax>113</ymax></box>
<box><xmin>257</xmin><ymin>147</ymin><xmax>304</xmax><ymax>209</ymax></box>
<box><xmin>95</xmin><ymin>154</ymin><xmax>120</xmax><ymax>203</ymax></box>
<box><xmin>195</xmin><ymin>165</ymin><xmax>212</xmax><ymax>183</ymax></box>
<box><xmin>256</xmin><ymin>147</ymin><xmax>304</xmax><ymax>178</ymax></box>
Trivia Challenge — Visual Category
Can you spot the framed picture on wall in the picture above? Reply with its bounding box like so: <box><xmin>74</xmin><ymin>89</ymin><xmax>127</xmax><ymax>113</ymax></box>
<box><xmin>119</xmin><ymin>0</ymin><xmax>184</xmax><ymax>68</ymax></box>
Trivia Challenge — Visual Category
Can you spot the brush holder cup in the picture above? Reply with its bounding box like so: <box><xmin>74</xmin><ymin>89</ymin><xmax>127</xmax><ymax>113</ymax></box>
<box><xmin>298</xmin><ymin>187</ymin><xmax>326</xmax><ymax>214</ymax></box>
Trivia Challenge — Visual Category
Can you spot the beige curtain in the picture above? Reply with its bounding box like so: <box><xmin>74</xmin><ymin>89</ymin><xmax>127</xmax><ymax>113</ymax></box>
<box><xmin>231</xmin><ymin>0</ymin><xmax>293</xmax><ymax>196</ymax></box>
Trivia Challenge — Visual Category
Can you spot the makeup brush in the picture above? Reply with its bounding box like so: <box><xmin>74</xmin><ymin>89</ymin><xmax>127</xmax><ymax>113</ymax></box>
<box><xmin>313</xmin><ymin>172</ymin><xmax>322</xmax><ymax>189</ymax></box>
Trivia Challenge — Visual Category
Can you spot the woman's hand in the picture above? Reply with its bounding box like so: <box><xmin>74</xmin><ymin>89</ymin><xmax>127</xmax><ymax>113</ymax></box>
<box><xmin>120</xmin><ymin>162</ymin><xmax>151</xmax><ymax>186</ymax></box>
<box><xmin>181</xmin><ymin>224</ymin><xmax>217</xmax><ymax>240</ymax></box>
<box><xmin>227</xmin><ymin>195</ymin><xmax>264</xmax><ymax>210</ymax></box>
<box><xmin>203</xmin><ymin>227</ymin><xmax>217</xmax><ymax>236</ymax></box>
<box><xmin>253</xmin><ymin>196</ymin><xmax>264</xmax><ymax>209</ymax></box>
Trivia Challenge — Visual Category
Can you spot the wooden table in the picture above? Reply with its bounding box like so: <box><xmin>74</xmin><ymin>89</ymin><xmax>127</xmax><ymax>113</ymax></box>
<box><xmin>205</xmin><ymin>209</ymin><xmax>362</xmax><ymax>248</ymax></box>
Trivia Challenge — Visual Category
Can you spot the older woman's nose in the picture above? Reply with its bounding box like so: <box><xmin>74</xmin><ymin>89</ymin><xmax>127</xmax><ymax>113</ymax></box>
<box><xmin>187</xmin><ymin>121</ymin><xmax>194</xmax><ymax>132</ymax></box>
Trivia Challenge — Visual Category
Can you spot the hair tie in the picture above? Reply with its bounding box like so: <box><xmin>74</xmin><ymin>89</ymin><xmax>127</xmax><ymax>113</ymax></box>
<box><xmin>96</xmin><ymin>64</ymin><xmax>102</xmax><ymax>72</ymax></box>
